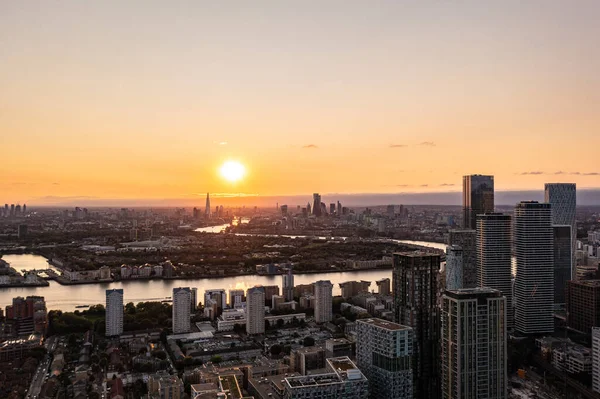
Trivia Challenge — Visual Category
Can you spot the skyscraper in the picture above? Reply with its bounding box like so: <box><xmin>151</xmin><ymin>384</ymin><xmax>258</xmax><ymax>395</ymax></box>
<box><xmin>229</xmin><ymin>289</ymin><xmax>245</xmax><ymax>308</ymax></box>
<box><xmin>476</xmin><ymin>213</ymin><xmax>513</xmax><ymax>330</ymax></box>
<box><xmin>514</xmin><ymin>201</ymin><xmax>554</xmax><ymax>335</ymax></box>
<box><xmin>190</xmin><ymin>287</ymin><xmax>198</xmax><ymax>311</ymax></box>
<box><xmin>105</xmin><ymin>289</ymin><xmax>124</xmax><ymax>337</ymax></box>
<box><xmin>204</xmin><ymin>289</ymin><xmax>227</xmax><ymax>315</ymax></box>
<box><xmin>553</xmin><ymin>225</ymin><xmax>572</xmax><ymax>308</ymax></box>
<box><xmin>205</xmin><ymin>193</ymin><xmax>211</xmax><ymax>218</ymax></box>
<box><xmin>314</xmin><ymin>280</ymin><xmax>333</xmax><ymax>323</ymax></box>
<box><xmin>462</xmin><ymin>175</ymin><xmax>494</xmax><ymax>229</ymax></box>
<box><xmin>393</xmin><ymin>252</ymin><xmax>440</xmax><ymax>399</ymax></box>
<box><xmin>448</xmin><ymin>229</ymin><xmax>477</xmax><ymax>288</ymax></box>
<box><xmin>356</xmin><ymin>318</ymin><xmax>414</xmax><ymax>399</ymax></box>
<box><xmin>445</xmin><ymin>245</ymin><xmax>463</xmax><ymax>291</ymax></box>
<box><xmin>337</xmin><ymin>201</ymin><xmax>342</xmax><ymax>216</ymax></box>
<box><xmin>441</xmin><ymin>288</ymin><xmax>507</xmax><ymax>399</ymax></box>
<box><xmin>312</xmin><ymin>193</ymin><xmax>322</xmax><ymax>217</ymax></box>
<box><xmin>545</xmin><ymin>183</ymin><xmax>576</xmax><ymax>279</ymax></box>
<box><xmin>282</xmin><ymin>267</ymin><xmax>294</xmax><ymax>301</ymax></box>
<box><xmin>172</xmin><ymin>287</ymin><xmax>192</xmax><ymax>334</ymax></box>
<box><xmin>246</xmin><ymin>286</ymin><xmax>265</xmax><ymax>335</ymax></box>
<box><xmin>592</xmin><ymin>327</ymin><xmax>600</xmax><ymax>394</ymax></box>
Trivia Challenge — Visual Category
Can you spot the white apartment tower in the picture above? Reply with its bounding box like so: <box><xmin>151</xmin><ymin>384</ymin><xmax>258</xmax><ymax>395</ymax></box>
<box><xmin>445</xmin><ymin>245</ymin><xmax>464</xmax><ymax>291</ymax></box>
<box><xmin>246</xmin><ymin>286</ymin><xmax>265</xmax><ymax>335</ymax></box>
<box><xmin>314</xmin><ymin>280</ymin><xmax>333</xmax><ymax>323</ymax></box>
<box><xmin>105</xmin><ymin>289</ymin><xmax>124</xmax><ymax>337</ymax></box>
<box><xmin>172</xmin><ymin>287</ymin><xmax>192</xmax><ymax>334</ymax></box>
<box><xmin>283</xmin><ymin>267</ymin><xmax>295</xmax><ymax>302</ymax></box>
<box><xmin>476</xmin><ymin>213</ymin><xmax>513</xmax><ymax>330</ymax></box>
<box><xmin>356</xmin><ymin>318</ymin><xmax>414</xmax><ymax>399</ymax></box>
<box><xmin>514</xmin><ymin>201</ymin><xmax>554</xmax><ymax>335</ymax></box>
<box><xmin>441</xmin><ymin>288</ymin><xmax>507</xmax><ymax>399</ymax></box>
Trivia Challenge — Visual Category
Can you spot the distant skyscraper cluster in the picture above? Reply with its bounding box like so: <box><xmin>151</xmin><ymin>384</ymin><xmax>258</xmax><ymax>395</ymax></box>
<box><xmin>2</xmin><ymin>203</ymin><xmax>27</xmax><ymax>218</ymax></box>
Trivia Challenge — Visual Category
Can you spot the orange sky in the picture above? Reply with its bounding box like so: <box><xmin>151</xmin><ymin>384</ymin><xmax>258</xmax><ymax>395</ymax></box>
<box><xmin>1</xmin><ymin>1</ymin><xmax>599</xmax><ymax>204</ymax></box>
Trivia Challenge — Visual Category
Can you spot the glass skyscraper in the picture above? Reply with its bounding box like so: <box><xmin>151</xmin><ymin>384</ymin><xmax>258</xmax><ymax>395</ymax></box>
<box><xmin>462</xmin><ymin>175</ymin><xmax>494</xmax><ymax>229</ymax></box>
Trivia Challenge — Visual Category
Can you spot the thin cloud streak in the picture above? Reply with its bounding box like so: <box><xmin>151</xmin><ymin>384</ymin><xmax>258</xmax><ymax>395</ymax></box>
<box><xmin>302</xmin><ymin>144</ymin><xmax>318</xmax><ymax>149</ymax></box>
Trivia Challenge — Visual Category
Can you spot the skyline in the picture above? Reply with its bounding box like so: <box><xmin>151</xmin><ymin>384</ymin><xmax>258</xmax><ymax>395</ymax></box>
<box><xmin>2</xmin><ymin>1</ymin><xmax>600</xmax><ymax>203</ymax></box>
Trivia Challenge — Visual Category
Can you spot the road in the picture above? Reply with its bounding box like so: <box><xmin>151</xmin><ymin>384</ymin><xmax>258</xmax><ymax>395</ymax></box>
<box><xmin>25</xmin><ymin>336</ymin><xmax>57</xmax><ymax>399</ymax></box>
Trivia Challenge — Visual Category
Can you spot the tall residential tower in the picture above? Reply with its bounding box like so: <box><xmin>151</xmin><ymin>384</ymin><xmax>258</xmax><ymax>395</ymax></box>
<box><xmin>105</xmin><ymin>289</ymin><xmax>124</xmax><ymax>337</ymax></box>
<box><xmin>172</xmin><ymin>287</ymin><xmax>192</xmax><ymax>334</ymax></box>
<box><xmin>462</xmin><ymin>175</ymin><xmax>494</xmax><ymax>230</ymax></box>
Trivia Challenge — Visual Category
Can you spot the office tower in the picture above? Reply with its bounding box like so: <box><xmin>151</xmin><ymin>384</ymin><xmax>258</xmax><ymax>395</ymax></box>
<box><xmin>337</xmin><ymin>201</ymin><xmax>342</xmax><ymax>216</ymax></box>
<box><xmin>15</xmin><ymin>204</ymin><xmax>21</xmax><ymax>215</ymax></box>
<box><xmin>566</xmin><ymin>280</ymin><xmax>600</xmax><ymax>334</ymax></box>
<box><xmin>356</xmin><ymin>318</ymin><xmax>414</xmax><ymax>399</ymax></box>
<box><xmin>445</xmin><ymin>246</ymin><xmax>463</xmax><ymax>291</ymax></box>
<box><xmin>448</xmin><ymin>229</ymin><xmax>477</xmax><ymax>288</ymax></box>
<box><xmin>283</xmin><ymin>267</ymin><xmax>294</xmax><ymax>301</ymax></box>
<box><xmin>246</xmin><ymin>286</ymin><xmax>265</xmax><ymax>335</ymax></box>
<box><xmin>190</xmin><ymin>287</ymin><xmax>198</xmax><ymax>311</ymax></box>
<box><xmin>545</xmin><ymin>183</ymin><xmax>576</xmax><ymax>279</ymax></box>
<box><xmin>462</xmin><ymin>175</ymin><xmax>494</xmax><ymax>229</ymax></box>
<box><xmin>204</xmin><ymin>193</ymin><xmax>211</xmax><ymax>218</ymax></box>
<box><xmin>105</xmin><ymin>289</ymin><xmax>124</xmax><ymax>337</ymax></box>
<box><xmin>229</xmin><ymin>289</ymin><xmax>245</xmax><ymax>308</ymax></box>
<box><xmin>10</xmin><ymin>204</ymin><xmax>15</xmax><ymax>217</ymax></box>
<box><xmin>4</xmin><ymin>204</ymin><xmax>8</xmax><ymax>217</ymax></box>
<box><xmin>283</xmin><ymin>357</ymin><xmax>368</xmax><ymax>399</ymax></box>
<box><xmin>314</xmin><ymin>280</ymin><xmax>333</xmax><ymax>323</ymax></box>
<box><xmin>329</xmin><ymin>203</ymin><xmax>335</xmax><ymax>215</ymax></box>
<box><xmin>204</xmin><ymin>289</ymin><xmax>227</xmax><ymax>315</ymax></box>
<box><xmin>281</xmin><ymin>204</ymin><xmax>288</xmax><ymax>216</ymax></box>
<box><xmin>17</xmin><ymin>224</ymin><xmax>28</xmax><ymax>239</ymax></box>
<box><xmin>514</xmin><ymin>201</ymin><xmax>554</xmax><ymax>335</ymax></box>
<box><xmin>22</xmin><ymin>204</ymin><xmax>26</xmax><ymax>214</ymax></box>
<box><xmin>393</xmin><ymin>252</ymin><xmax>440</xmax><ymax>399</ymax></box>
<box><xmin>307</xmin><ymin>202</ymin><xmax>312</xmax><ymax>215</ymax></box>
<box><xmin>476</xmin><ymin>213</ymin><xmax>514</xmax><ymax>330</ymax></box>
<box><xmin>441</xmin><ymin>288</ymin><xmax>507</xmax><ymax>399</ymax></box>
<box><xmin>553</xmin><ymin>225</ymin><xmax>573</xmax><ymax>308</ymax></box>
<box><xmin>593</xmin><ymin>328</ymin><xmax>600</xmax><ymax>394</ymax></box>
<box><xmin>312</xmin><ymin>193</ymin><xmax>322</xmax><ymax>216</ymax></box>
<box><xmin>376</xmin><ymin>278</ymin><xmax>391</xmax><ymax>296</ymax></box>
<box><xmin>172</xmin><ymin>287</ymin><xmax>192</xmax><ymax>334</ymax></box>
<box><xmin>386</xmin><ymin>204</ymin><xmax>395</xmax><ymax>218</ymax></box>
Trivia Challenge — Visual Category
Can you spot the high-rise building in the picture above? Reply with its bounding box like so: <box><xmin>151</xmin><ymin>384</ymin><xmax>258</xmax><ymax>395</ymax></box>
<box><xmin>339</xmin><ymin>280</ymin><xmax>371</xmax><ymax>299</ymax></box>
<box><xmin>445</xmin><ymin>246</ymin><xmax>463</xmax><ymax>291</ymax></box>
<box><xmin>312</xmin><ymin>193</ymin><xmax>322</xmax><ymax>217</ymax></box>
<box><xmin>204</xmin><ymin>289</ymin><xmax>227</xmax><ymax>315</ymax></box>
<box><xmin>448</xmin><ymin>229</ymin><xmax>477</xmax><ymax>288</ymax></box>
<box><xmin>190</xmin><ymin>287</ymin><xmax>198</xmax><ymax>311</ymax></box>
<box><xmin>283</xmin><ymin>267</ymin><xmax>294</xmax><ymax>301</ymax></box>
<box><xmin>553</xmin><ymin>225</ymin><xmax>573</xmax><ymax>308</ymax></box>
<box><xmin>314</xmin><ymin>280</ymin><xmax>333</xmax><ymax>323</ymax></box>
<box><xmin>375</xmin><ymin>278</ymin><xmax>390</xmax><ymax>296</ymax></box>
<box><xmin>462</xmin><ymin>175</ymin><xmax>494</xmax><ymax>229</ymax></box>
<box><xmin>592</xmin><ymin>328</ymin><xmax>600</xmax><ymax>394</ymax></box>
<box><xmin>281</xmin><ymin>204</ymin><xmax>288</xmax><ymax>216</ymax></box>
<box><xmin>329</xmin><ymin>203</ymin><xmax>336</xmax><ymax>215</ymax></box>
<box><xmin>476</xmin><ymin>213</ymin><xmax>513</xmax><ymax>330</ymax></box>
<box><xmin>545</xmin><ymin>183</ymin><xmax>576</xmax><ymax>280</ymax></box>
<box><xmin>514</xmin><ymin>201</ymin><xmax>554</xmax><ymax>335</ymax></box>
<box><xmin>246</xmin><ymin>286</ymin><xmax>265</xmax><ymax>335</ymax></box>
<box><xmin>307</xmin><ymin>202</ymin><xmax>312</xmax><ymax>215</ymax></box>
<box><xmin>172</xmin><ymin>287</ymin><xmax>192</xmax><ymax>334</ymax></box>
<box><xmin>441</xmin><ymin>288</ymin><xmax>507</xmax><ymax>399</ymax></box>
<box><xmin>22</xmin><ymin>204</ymin><xmax>26</xmax><ymax>214</ymax></box>
<box><xmin>105</xmin><ymin>289</ymin><xmax>124</xmax><ymax>337</ymax></box>
<box><xmin>205</xmin><ymin>193</ymin><xmax>211</xmax><ymax>218</ymax></box>
<box><xmin>393</xmin><ymin>252</ymin><xmax>440</xmax><ymax>399</ymax></box>
<box><xmin>566</xmin><ymin>280</ymin><xmax>600</xmax><ymax>334</ymax></box>
<box><xmin>229</xmin><ymin>289</ymin><xmax>245</xmax><ymax>308</ymax></box>
<box><xmin>337</xmin><ymin>201</ymin><xmax>342</xmax><ymax>216</ymax></box>
<box><xmin>356</xmin><ymin>318</ymin><xmax>413</xmax><ymax>399</ymax></box>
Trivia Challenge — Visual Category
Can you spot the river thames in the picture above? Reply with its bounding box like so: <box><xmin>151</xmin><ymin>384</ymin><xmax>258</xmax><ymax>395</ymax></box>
<box><xmin>0</xmin><ymin>226</ymin><xmax>446</xmax><ymax>311</ymax></box>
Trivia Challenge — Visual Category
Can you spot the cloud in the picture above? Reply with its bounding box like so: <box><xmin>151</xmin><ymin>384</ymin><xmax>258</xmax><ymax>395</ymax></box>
<box><xmin>389</xmin><ymin>144</ymin><xmax>408</xmax><ymax>148</ymax></box>
<box><xmin>52</xmin><ymin>182</ymin><xmax>60</xmax><ymax>185</ymax></box>
<box><xmin>583</xmin><ymin>172</ymin><xmax>599</xmax><ymax>176</ymax></box>
<box><xmin>396</xmin><ymin>184</ymin><xmax>412</xmax><ymax>187</ymax></box>
<box><xmin>519</xmin><ymin>171</ymin><xmax>544</xmax><ymax>175</ymax></box>
<box><xmin>554</xmin><ymin>171</ymin><xmax>565</xmax><ymax>175</ymax></box>
<box><xmin>420</xmin><ymin>184</ymin><xmax>429</xmax><ymax>187</ymax></box>
<box><xmin>302</xmin><ymin>144</ymin><xmax>318</xmax><ymax>149</ymax></box>
<box><xmin>439</xmin><ymin>183</ymin><xmax>455</xmax><ymax>187</ymax></box>
<box><xmin>419</xmin><ymin>141</ymin><xmax>436</xmax><ymax>147</ymax></box>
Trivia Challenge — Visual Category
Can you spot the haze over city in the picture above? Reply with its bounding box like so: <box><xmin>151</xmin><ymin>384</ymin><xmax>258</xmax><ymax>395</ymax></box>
<box><xmin>2</xmin><ymin>1</ymin><xmax>600</xmax><ymax>206</ymax></box>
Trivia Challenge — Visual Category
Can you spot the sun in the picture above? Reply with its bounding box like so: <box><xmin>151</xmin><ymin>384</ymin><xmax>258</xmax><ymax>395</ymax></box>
<box><xmin>220</xmin><ymin>160</ymin><xmax>246</xmax><ymax>183</ymax></box>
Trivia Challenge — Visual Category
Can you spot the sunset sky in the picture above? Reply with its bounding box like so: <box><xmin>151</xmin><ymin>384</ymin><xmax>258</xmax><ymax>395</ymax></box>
<box><xmin>1</xmin><ymin>1</ymin><xmax>599</xmax><ymax>205</ymax></box>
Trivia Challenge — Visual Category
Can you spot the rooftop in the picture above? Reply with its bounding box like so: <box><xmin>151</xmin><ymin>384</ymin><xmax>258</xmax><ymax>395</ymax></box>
<box><xmin>393</xmin><ymin>251</ymin><xmax>440</xmax><ymax>258</ymax></box>
<box><xmin>445</xmin><ymin>287</ymin><xmax>502</xmax><ymax>299</ymax></box>
<box><xmin>569</xmin><ymin>279</ymin><xmax>600</xmax><ymax>288</ymax></box>
<box><xmin>357</xmin><ymin>318</ymin><xmax>409</xmax><ymax>331</ymax></box>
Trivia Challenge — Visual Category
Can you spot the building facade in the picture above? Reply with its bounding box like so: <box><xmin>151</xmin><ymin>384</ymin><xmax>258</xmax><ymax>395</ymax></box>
<box><xmin>566</xmin><ymin>280</ymin><xmax>600</xmax><ymax>334</ymax></box>
<box><xmin>246</xmin><ymin>286</ymin><xmax>265</xmax><ymax>335</ymax></box>
<box><xmin>592</xmin><ymin>328</ymin><xmax>600</xmax><ymax>394</ymax></box>
<box><xmin>545</xmin><ymin>183</ymin><xmax>576</xmax><ymax>280</ymax></box>
<box><xmin>441</xmin><ymin>288</ymin><xmax>507</xmax><ymax>399</ymax></box>
<box><xmin>514</xmin><ymin>201</ymin><xmax>554</xmax><ymax>335</ymax></box>
<box><xmin>314</xmin><ymin>280</ymin><xmax>333</xmax><ymax>323</ymax></box>
<box><xmin>393</xmin><ymin>252</ymin><xmax>440</xmax><ymax>399</ymax></box>
<box><xmin>462</xmin><ymin>174</ymin><xmax>494</xmax><ymax>230</ymax></box>
<box><xmin>172</xmin><ymin>287</ymin><xmax>192</xmax><ymax>334</ymax></box>
<box><xmin>283</xmin><ymin>267</ymin><xmax>294</xmax><ymax>301</ymax></box>
<box><xmin>445</xmin><ymin>246</ymin><xmax>463</xmax><ymax>291</ymax></box>
<box><xmin>105</xmin><ymin>289</ymin><xmax>124</xmax><ymax>337</ymax></box>
<box><xmin>356</xmin><ymin>318</ymin><xmax>413</xmax><ymax>399</ymax></box>
<box><xmin>476</xmin><ymin>213</ymin><xmax>513</xmax><ymax>330</ymax></box>
<box><xmin>554</xmin><ymin>225</ymin><xmax>573</xmax><ymax>308</ymax></box>
<box><xmin>448</xmin><ymin>229</ymin><xmax>477</xmax><ymax>289</ymax></box>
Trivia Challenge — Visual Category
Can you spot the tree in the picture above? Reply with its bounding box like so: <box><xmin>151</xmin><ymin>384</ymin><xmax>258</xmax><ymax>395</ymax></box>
<box><xmin>303</xmin><ymin>337</ymin><xmax>315</xmax><ymax>347</ymax></box>
<box><xmin>210</xmin><ymin>355</ymin><xmax>222</xmax><ymax>364</ymax></box>
<box><xmin>276</xmin><ymin>318</ymin><xmax>284</xmax><ymax>328</ymax></box>
<box><xmin>270</xmin><ymin>344</ymin><xmax>282</xmax><ymax>356</ymax></box>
